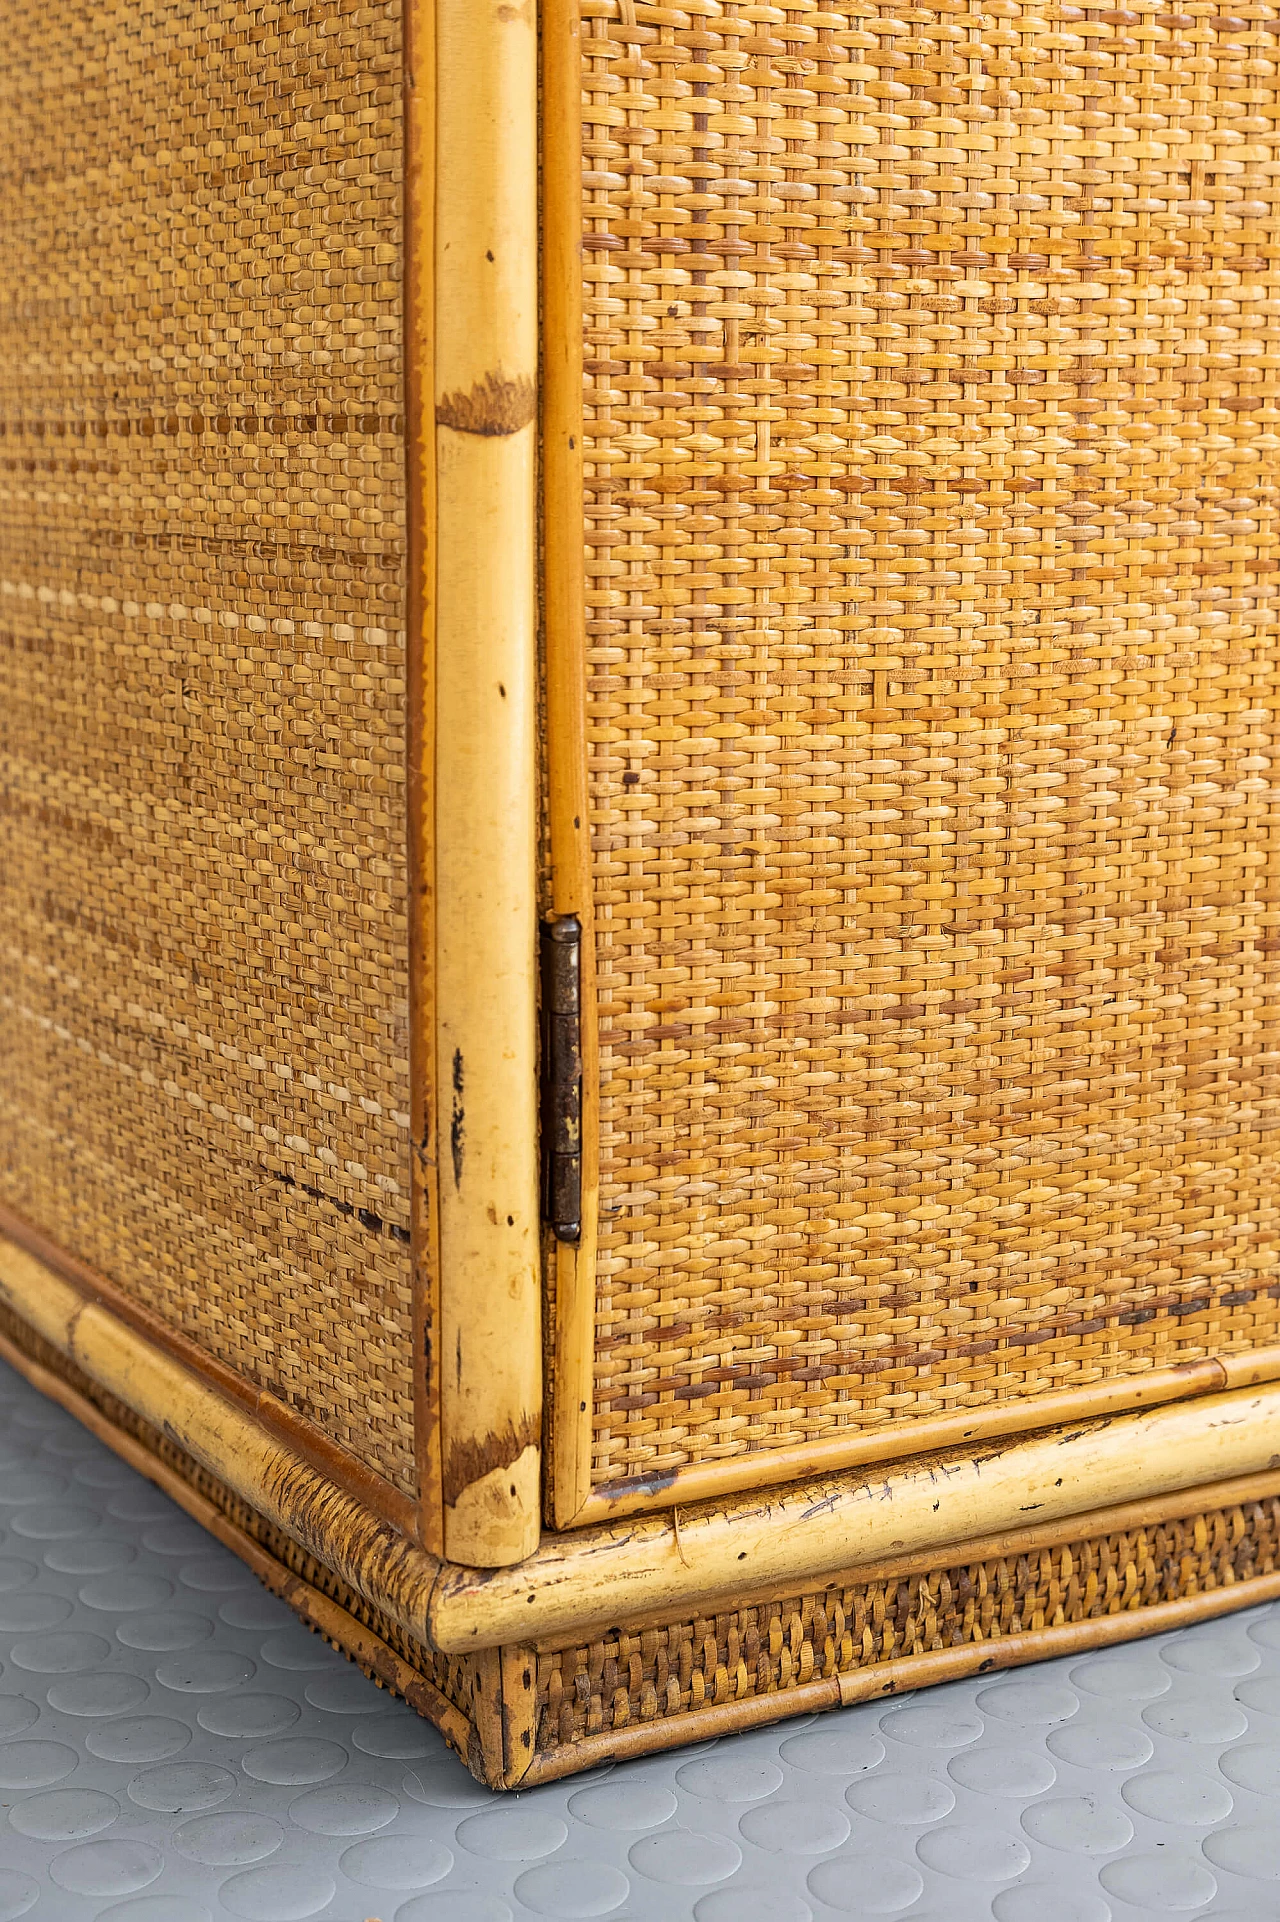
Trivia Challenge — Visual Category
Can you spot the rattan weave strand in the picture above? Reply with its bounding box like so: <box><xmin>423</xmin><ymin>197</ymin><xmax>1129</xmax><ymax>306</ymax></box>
<box><xmin>0</xmin><ymin>0</ymin><xmax>415</xmax><ymax>1491</ymax></box>
<box><xmin>583</xmin><ymin>0</ymin><xmax>1280</xmax><ymax>1488</ymax></box>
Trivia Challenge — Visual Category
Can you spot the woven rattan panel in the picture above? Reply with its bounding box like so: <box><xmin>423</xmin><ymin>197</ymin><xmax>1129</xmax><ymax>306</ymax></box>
<box><xmin>0</xmin><ymin>3</ymin><xmax>414</xmax><ymax>1490</ymax></box>
<box><xmin>581</xmin><ymin>0</ymin><xmax>1280</xmax><ymax>1489</ymax></box>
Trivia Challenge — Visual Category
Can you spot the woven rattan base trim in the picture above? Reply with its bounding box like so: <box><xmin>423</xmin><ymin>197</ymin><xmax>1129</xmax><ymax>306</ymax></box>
<box><xmin>3</xmin><ymin>1294</ymin><xmax>1280</xmax><ymax>1789</ymax></box>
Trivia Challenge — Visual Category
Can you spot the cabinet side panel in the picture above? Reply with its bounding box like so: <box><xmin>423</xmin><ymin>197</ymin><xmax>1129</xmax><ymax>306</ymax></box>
<box><xmin>577</xmin><ymin>0</ymin><xmax>1280</xmax><ymax>1495</ymax></box>
<box><xmin>0</xmin><ymin>1</ymin><xmax>417</xmax><ymax>1493</ymax></box>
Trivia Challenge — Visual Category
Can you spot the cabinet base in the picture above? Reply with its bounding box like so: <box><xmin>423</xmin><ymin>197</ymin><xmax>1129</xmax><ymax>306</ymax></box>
<box><xmin>3</xmin><ymin>1299</ymin><xmax>1280</xmax><ymax>1789</ymax></box>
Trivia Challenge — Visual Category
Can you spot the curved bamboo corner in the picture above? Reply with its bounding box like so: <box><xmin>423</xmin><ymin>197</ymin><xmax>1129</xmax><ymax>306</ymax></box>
<box><xmin>433</xmin><ymin>0</ymin><xmax>542</xmax><ymax>1566</ymax></box>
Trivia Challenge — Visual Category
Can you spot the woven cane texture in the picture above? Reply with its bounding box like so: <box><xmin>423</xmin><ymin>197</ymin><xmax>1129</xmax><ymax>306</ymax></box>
<box><xmin>538</xmin><ymin>1494</ymin><xmax>1280</xmax><ymax>1756</ymax></box>
<box><xmin>581</xmin><ymin>0</ymin><xmax>1280</xmax><ymax>1489</ymax></box>
<box><xmin>0</xmin><ymin>2</ymin><xmax>415</xmax><ymax>1490</ymax></box>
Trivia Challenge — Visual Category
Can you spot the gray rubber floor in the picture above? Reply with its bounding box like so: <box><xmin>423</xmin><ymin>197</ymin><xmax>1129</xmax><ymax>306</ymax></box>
<box><xmin>3</xmin><ymin>1356</ymin><xmax>1280</xmax><ymax>1921</ymax></box>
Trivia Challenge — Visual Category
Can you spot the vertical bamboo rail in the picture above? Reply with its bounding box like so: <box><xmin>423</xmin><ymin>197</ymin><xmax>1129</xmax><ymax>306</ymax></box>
<box><xmin>404</xmin><ymin>0</ymin><xmax>443</xmax><ymax>1555</ymax></box>
<box><xmin>542</xmin><ymin>0</ymin><xmax>598</xmax><ymax>1529</ymax></box>
<box><xmin>434</xmin><ymin>0</ymin><xmax>541</xmax><ymax>1565</ymax></box>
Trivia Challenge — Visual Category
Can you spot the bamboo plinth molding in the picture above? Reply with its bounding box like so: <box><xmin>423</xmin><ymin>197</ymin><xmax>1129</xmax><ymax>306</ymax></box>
<box><xmin>4</xmin><ymin>0</ymin><xmax>1280</xmax><ymax>1784</ymax></box>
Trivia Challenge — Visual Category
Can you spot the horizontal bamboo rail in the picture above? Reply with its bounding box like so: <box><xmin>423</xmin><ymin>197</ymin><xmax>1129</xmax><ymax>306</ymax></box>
<box><xmin>573</xmin><ymin>1347</ymin><xmax>1280</xmax><ymax>1524</ymax></box>
<box><xmin>430</xmin><ymin>1379</ymin><xmax>1280</xmax><ymax>1651</ymax></box>
<box><xmin>519</xmin><ymin>1569</ymin><xmax>1280</xmax><ymax>1786</ymax></box>
<box><xmin>6</xmin><ymin>1228</ymin><xmax>1280</xmax><ymax>1660</ymax></box>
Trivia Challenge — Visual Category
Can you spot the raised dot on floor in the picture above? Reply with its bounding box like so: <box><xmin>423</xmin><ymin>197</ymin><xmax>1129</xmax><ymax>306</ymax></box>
<box><xmin>11</xmin><ymin>1502</ymin><xmax>101</xmax><ymax>1540</ymax></box>
<box><xmin>177</xmin><ymin>1555</ymin><xmax>255</xmax><ymax>1595</ymax></box>
<box><xmin>0</xmin><ymin>1739</ymin><xmax>78</xmax><ymax>1788</ymax></box>
<box><xmin>1204</xmin><ymin>1821</ymin><xmax>1280</xmax><ymax>1881</ymax></box>
<box><xmin>738</xmin><ymin>1800</ymin><xmax>851</xmax><ymax>1857</ymax></box>
<box><xmin>127</xmin><ymin>1761</ymin><xmax>237</xmax><ymax>1814</ymax></box>
<box><xmin>0</xmin><ymin>1469</ymin><xmax>69</xmax><ymax>1507</ymax></box>
<box><xmin>8</xmin><ymin>1629</ymin><xmax>111</xmax><ymax>1673</ymax></box>
<box><xmin>807</xmin><ymin>1852</ymin><xmax>924</xmax><ymax>1916</ymax></box>
<box><xmin>847</xmin><ymin>1772</ymin><xmax>954</xmax><ymax>1827</ymax></box>
<box><xmin>217</xmin><ymin>1864</ymin><xmax>336</xmax><ymax>1921</ymax></box>
<box><xmin>1071</xmin><ymin>1652</ymin><xmax>1172</xmax><ymax>1702</ymax></box>
<box><xmin>1221</xmin><ymin>1740</ymin><xmax>1280</xmax><ymax>1794</ymax></box>
<box><xmin>302</xmin><ymin>1669</ymin><xmax>387</xmax><ymax>1715</ymax></box>
<box><xmin>196</xmin><ymin>1693</ymin><xmax>300</xmax><ymax>1739</ymax></box>
<box><xmin>154</xmin><ymin>1650</ymin><xmax>256</xmax><ymax>1694</ymax></box>
<box><xmin>350</xmin><ymin>1708</ymin><xmax>438</xmax><ymax>1759</ymax></box>
<box><xmin>915</xmin><ymin>1824</ymin><xmax>1031</xmax><ymax>1882</ymax></box>
<box><xmin>0</xmin><ymin>1592</ymin><xmax>73</xmax><ymax>1632</ymax></box>
<box><xmin>0</xmin><ymin>1869</ymin><xmax>39</xmax><ymax>1921</ymax></box>
<box><xmin>1142</xmin><ymin>1698</ymin><xmax>1248</xmax><ymax>1743</ymax></box>
<box><xmin>949</xmin><ymin>1746</ymin><xmax>1056</xmax><ymax>1799</ymax></box>
<box><xmin>218</xmin><ymin>1594</ymin><xmax>291</xmax><ymax>1633</ymax></box>
<box><xmin>338</xmin><ymin>1835</ymin><xmax>453</xmax><ymax>1892</ymax></box>
<box><xmin>1159</xmin><ymin>1625</ymin><xmax>1261</xmax><ymax>1678</ymax></box>
<box><xmin>879</xmin><ymin>1702</ymin><xmax>984</xmax><ymax>1750</ymax></box>
<box><xmin>456</xmin><ymin>1805</ymin><xmax>570</xmax><ymax>1863</ymax></box>
<box><xmin>257</xmin><ymin>1629</ymin><xmax>344</xmax><ymax>1673</ymax></box>
<box><xmin>1020</xmin><ymin>1791</ymin><xmax>1134</xmax><ymax>1854</ymax></box>
<box><xmin>240</xmin><ymin>1737</ymin><xmax>348</xmax><ymax>1786</ymax></box>
<box><xmin>116</xmin><ymin>1609</ymin><xmax>214</xmax><ymax>1652</ymax></box>
<box><xmin>401</xmin><ymin>1758</ymin><xmax>493</xmax><ymax>1809</ymax></box>
<box><xmin>1235</xmin><ymin>1675</ymin><xmax>1280</xmax><ymax>1718</ymax></box>
<box><xmin>568</xmin><ymin>1780</ymin><xmax>678</xmax><ymax>1831</ymax></box>
<box><xmin>0</xmin><ymin>1557</ymin><xmax>38</xmax><ymax>1592</ymax></box>
<box><xmin>1100</xmin><ymin>1851</ymin><xmax>1217</xmax><ymax>1909</ymax></box>
<box><xmin>78</xmin><ymin>1572</ymin><xmax>174</xmax><ymax>1614</ymax></box>
<box><xmin>49</xmin><ymin>1839</ymin><xmax>163</xmax><ymax>1899</ymax></box>
<box><xmin>1046</xmin><ymin>1722</ymin><xmax>1154</xmax><ymax>1771</ymax></box>
<box><xmin>46</xmin><ymin>1673</ymin><xmax>150</xmax><ymax>1718</ymax></box>
<box><xmin>674</xmin><ymin>1755</ymin><xmax>784</xmax><ymax>1802</ymax></box>
<box><xmin>171</xmin><ymin>1813</ymin><xmax>284</xmax><ymax>1868</ymax></box>
<box><xmin>991</xmin><ymin>1884</ymin><xmax>1110</xmax><ymax>1922</ymax></box>
<box><xmin>512</xmin><ymin>1861</ymin><xmax>631</xmax><ymax>1918</ymax></box>
<box><xmin>392</xmin><ymin>1895</ymin><xmax>512</xmax><ymax>1922</ymax></box>
<box><xmin>8</xmin><ymin>1787</ymin><xmax>121</xmax><ymax>1841</ymax></box>
<box><xmin>695</xmin><ymin>1887</ymin><xmax>811</xmax><ymax>1922</ymax></box>
<box><xmin>628</xmin><ymin>1828</ymin><xmax>742</xmax><ymax>1887</ymax></box>
<box><xmin>974</xmin><ymin>1677</ymin><xmax>1080</xmax><ymax>1727</ymax></box>
<box><xmin>0</xmin><ymin>1695</ymin><xmax>39</xmax><ymax>1737</ymax></box>
<box><xmin>288</xmin><ymin>1782</ymin><xmax>399</xmax><ymax>1837</ymax></box>
<box><xmin>95</xmin><ymin>1895</ymin><xmax>213</xmax><ymax>1922</ymax></box>
<box><xmin>1122</xmin><ymin>1767</ymin><xmax>1233</xmax><ymax>1826</ymax></box>
<box><xmin>84</xmin><ymin>1717</ymin><xmax>192</xmax><ymax>1764</ymax></box>
<box><xmin>778</xmin><ymin>1726</ymin><xmax>885</xmax><ymax>1777</ymax></box>
<box><xmin>44</xmin><ymin>1541</ymin><xmax>136</xmax><ymax>1575</ymax></box>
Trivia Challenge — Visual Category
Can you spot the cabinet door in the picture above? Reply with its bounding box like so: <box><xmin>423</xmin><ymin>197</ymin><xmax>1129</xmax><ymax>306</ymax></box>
<box><xmin>543</xmin><ymin>0</ymin><xmax>1280</xmax><ymax>1529</ymax></box>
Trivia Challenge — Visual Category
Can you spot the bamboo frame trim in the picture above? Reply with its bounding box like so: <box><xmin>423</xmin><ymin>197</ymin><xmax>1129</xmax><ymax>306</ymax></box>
<box><xmin>570</xmin><ymin>1348</ymin><xmax>1280</xmax><ymax>1524</ymax></box>
<box><xmin>0</xmin><ymin>1202</ymin><xmax>416</xmax><ymax>1538</ymax></box>
<box><xmin>433</xmin><ymin>0</ymin><xmax>542</xmax><ymax>1566</ymax></box>
<box><xmin>404</xmin><ymin>0</ymin><xmax>442</xmax><ymax>1555</ymax></box>
<box><xmin>541</xmin><ymin>0</ymin><xmax>599</xmax><ymax>1532</ymax></box>
<box><xmin>520</xmin><ymin>1570</ymin><xmax>1280</xmax><ymax>1786</ymax></box>
<box><xmin>9</xmin><ymin>1226</ymin><xmax>1280</xmax><ymax>1662</ymax></box>
<box><xmin>430</xmin><ymin>1378</ymin><xmax>1280</xmax><ymax>1651</ymax></box>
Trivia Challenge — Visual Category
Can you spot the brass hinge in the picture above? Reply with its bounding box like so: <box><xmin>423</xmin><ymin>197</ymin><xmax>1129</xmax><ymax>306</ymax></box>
<box><xmin>540</xmin><ymin>915</ymin><xmax>582</xmax><ymax>1242</ymax></box>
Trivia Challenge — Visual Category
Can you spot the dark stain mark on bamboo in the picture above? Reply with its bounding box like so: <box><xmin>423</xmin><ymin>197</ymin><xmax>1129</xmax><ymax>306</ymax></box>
<box><xmin>450</xmin><ymin>1050</ymin><xmax>465</xmax><ymax>1190</ymax></box>
<box><xmin>443</xmin><ymin>1412</ymin><xmax>540</xmax><ymax>1508</ymax></box>
<box><xmin>436</xmin><ymin>371</ymin><xmax>535</xmax><ymax>437</ymax></box>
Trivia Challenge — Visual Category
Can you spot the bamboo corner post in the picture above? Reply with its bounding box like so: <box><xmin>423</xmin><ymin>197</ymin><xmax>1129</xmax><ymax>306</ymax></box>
<box><xmin>433</xmin><ymin>0</ymin><xmax>541</xmax><ymax>1567</ymax></box>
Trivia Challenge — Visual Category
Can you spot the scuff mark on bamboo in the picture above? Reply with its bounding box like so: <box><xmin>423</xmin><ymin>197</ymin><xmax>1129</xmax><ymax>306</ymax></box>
<box><xmin>443</xmin><ymin>1413</ymin><xmax>540</xmax><ymax>1508</ymax></box>
<box><xmin>436</xmin><ymin>371</ymin><xmax>535</xmax><ymax>437</ymax></box>
<box><xmin>450</xmin><ymin>1049</ymin><xmax>465</xmax><ymax>1189</ymax></box>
